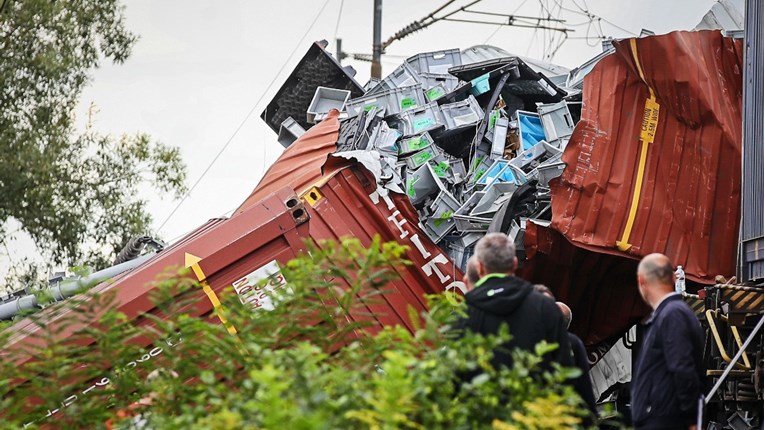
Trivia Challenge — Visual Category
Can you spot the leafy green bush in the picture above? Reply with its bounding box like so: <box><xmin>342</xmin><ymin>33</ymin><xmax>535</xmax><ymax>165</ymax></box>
<box><xmin>0</xmin><ymin>237</ymin><xmax>593</xmax><ymax>429</ymax></box>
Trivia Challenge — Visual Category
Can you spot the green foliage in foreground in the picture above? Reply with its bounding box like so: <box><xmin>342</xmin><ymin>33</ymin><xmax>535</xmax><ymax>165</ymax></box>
<box><xmin>0</xmin><ymin>238</ymin><xmax>593</xmax><ymax>429</ymax></box>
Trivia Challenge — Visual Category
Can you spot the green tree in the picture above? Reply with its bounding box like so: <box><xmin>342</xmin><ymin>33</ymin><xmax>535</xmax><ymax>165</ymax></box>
<box><xmin>0</xmin><ymin>0</ymin><xmax>187</xmax><ymax>288</ymax></box>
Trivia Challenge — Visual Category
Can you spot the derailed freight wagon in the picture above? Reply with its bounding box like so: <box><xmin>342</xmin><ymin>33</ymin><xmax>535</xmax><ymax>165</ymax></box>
<box><xmin>2</xmin><ymin>23</ymin><xmax>761</xmax><ymax>429</ymax></box>
<box><xmin>1</xmin><ymin>111</ymin><xmax>465</xmax><ymax>423</ymax></box>
<box><xmin>261</xmin><ymin>30</ymin><xmax>761</xmax><ymax>428</ymax></box>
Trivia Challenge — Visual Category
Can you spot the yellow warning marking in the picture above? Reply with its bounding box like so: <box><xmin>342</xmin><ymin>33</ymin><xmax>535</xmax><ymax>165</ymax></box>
<box><xmin>185</xmin><ymin>252</ymin><xmax>237</xmax><ymax>334</ymax></box>
<box><xmin>616</xmin><ymin>39</ymin><xmax>661</xmax><ymax>252</ymax></box>
<box><xmin>184</xmin><ymin>252</ymin><xmax>202</xmax><ymax>267</ymax></box>
<box><xmin>640</xmin><ymin>97</ymin><xmax>660</xmax><ymax>144</ymax></box>
<box><xmin>706</xmin><ymin>310</ymin><xmax>750</xmax><ymax>370</ymax></box>
<box><xmin>303</xmin><ymin>187</ymin><xmax>323</xmax><ymax>207</ymax></box>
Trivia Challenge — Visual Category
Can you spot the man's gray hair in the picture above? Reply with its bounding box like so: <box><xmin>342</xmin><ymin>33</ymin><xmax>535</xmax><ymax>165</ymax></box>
<box><xmin>475</xmin><ymin>233</ymin><xmax>516</xmax><ymax>274</ymax></box>
<box><xmin>638</xmin><ymin>254</ymin><xmax>674</xmax><ymax>285</ymax></box>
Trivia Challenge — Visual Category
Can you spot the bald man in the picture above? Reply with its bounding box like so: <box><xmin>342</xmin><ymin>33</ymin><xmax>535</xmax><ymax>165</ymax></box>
<box><xmin>631</xmin><ymin>253</ymin><xmax>704</xmax><ymax>430</ymax></box>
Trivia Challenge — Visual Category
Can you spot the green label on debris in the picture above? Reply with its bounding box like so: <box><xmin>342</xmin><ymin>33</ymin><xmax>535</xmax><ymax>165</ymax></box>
<box><xmin>409</xmin><ymin>136</ymin><xmax>428</xmax><ymax>151</ymax></box>
<box><xmin>412</xmin><ymin>151</ymin><xmax>434</xmax><ymax>167</ymax></box>
<box><xmin>413</xmin><ymin>117</ymin><xmax>435</xmax><ymax>131</ymax></box>
<box><xmin>363</xmin><ymin>104</ymin><xmax>377</xmax><ymax>112</ymax></box>
<box><xmin>489</xmin><ymin>110</ymin><xmax>499</xmax><ymax>128</ymax></box>
<box><xmin>432</xmin><ymin>210</ymin><xmax>454</xmax><ymax>228</ymax></box>
<box><xmin>426</xmin><ymin>87</ymin><xmax>445</xmax><ymax>101</ymax></box>
<box><xmin>474</xmin><ymin>168</ymin><xmax>487</xmax><ymax>182</ymax></box>
<box><xmin>400</xmin><ymin>98</ymin><xmax>416</xmax><ymax>109</ymax></box>
<box><xmin>432</xmin><ymin>161</ymin><xmax>450</xmax><ymax>178</ymax></box>
<box><xmin>471</xmin><ymin>155</ymin><xmax>485</xmax><ymax>172</ymax></box>
<box><xmin>406</xmin><ymin>177</ymin><xmax>418</xmax><ymax>197</ymax></box>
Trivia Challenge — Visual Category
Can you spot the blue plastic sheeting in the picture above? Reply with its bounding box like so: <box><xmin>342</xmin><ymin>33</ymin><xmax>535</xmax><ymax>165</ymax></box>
<box><xmin>517</xmin><ymin>112</ymin><xmax>545</xmax><ymax>150</ymax></box>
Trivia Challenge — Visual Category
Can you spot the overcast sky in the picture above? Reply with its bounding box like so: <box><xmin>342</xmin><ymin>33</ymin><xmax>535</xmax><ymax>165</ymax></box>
<box><xmin>73</xmin><ymin>0</ymin><xmax>716</xmax><ymax>245</ymax></box>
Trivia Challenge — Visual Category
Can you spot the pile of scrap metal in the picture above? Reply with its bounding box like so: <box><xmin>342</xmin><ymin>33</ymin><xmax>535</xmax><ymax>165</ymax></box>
<box><xmin>262</xmin><ymin>29</ymin><xmax>747</xmax><ymax>412</ymax></box>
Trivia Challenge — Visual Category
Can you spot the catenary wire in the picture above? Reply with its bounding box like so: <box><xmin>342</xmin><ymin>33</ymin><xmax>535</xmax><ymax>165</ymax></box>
<box><xmin>483</xmin><ymin>0</ymin><xmax>531</xmax><ymax>44</ymax></box>
<box><xmin>155</xmin><ymin>0</ymin><xmax>332</xmax><ymax>234</ymax></box>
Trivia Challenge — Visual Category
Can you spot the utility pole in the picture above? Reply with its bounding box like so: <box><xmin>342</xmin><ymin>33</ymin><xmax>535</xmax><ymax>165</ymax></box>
<box><xmin>371</xmin><ymin>0</ymin><xmax>382</xmax><ymax>79</ymax></box>
<box><xmin>336</xmin><ymin>38</ymin><xmax>343</xmax><ymax>65</ymax></box>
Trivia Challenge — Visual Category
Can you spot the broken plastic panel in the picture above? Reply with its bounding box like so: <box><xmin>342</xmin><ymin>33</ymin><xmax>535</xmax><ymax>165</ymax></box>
<box><xmin>515</xmin><ymin>110</ymin><xmax>546</xmax><ymax>151</ymax></box>
<box><xmin>537</xmin><ymin>101</ymin><xmax>575</xmax><ymax>145</ymax></box>
<box><xmin>367</xmin><ymin>62</ymin><xmax>423</xmax><ymax>95</ymax></box>
<box><xmin>277</xmin><ymin>117</ymin><xmax>306</xmax><ymax>148</ymax></box>
<box><xmin>440</xmin><ymin>95</ymin><xmax>483</xmax><ymax>135</ymax></box>
<box><xmin>536</xmin><ymin>159</ymin><xmax>566</xmax><ymax>188</ymax></box>
<box><xmin>454</xmin><ymin>192</ymin><xmax>493</xmax><ymax>233</ymax></box>
<box><xmin>307</xmin><ymin>87</ymin><xmax>351</xmax><ymax>123</ymax></box>
<box><xmin>509</xmin><ymin>141</ymin><xmax>562</xmax><ymax>173</ymax></box>
<box><xmin>423</xmin><ymin>190</ymin><xmax>460</xmax><ymax>242</ymax></box>
<box><xmin>391</xmin><ymin>102</ymin><xmax>445</xmax><ymax>136</ymax></box>
<box><xmin>478</xmin><ymin>159</ymin><xmax>527</xmax><ymax>187</ymax></box>
<box><xmin>473</xmin><ymin>182</ymin><xmax>518</xmax><ymax>217</ymax></box>
<box><xmin>490</xmin><ymin>116</ymin><xmax>509</xmax><ymax>159</ymax></box>
<box><xmin>346</xmin><ymin>84</ymin><xmax>426</xmax><ymax>118</ymax></box>
<box><xmin>508</xmin><ymin>218</ymin><xmax>527</xmax><ymax>258</ymax></box>
<box><xmin>398</xmin><ymin>132</ymin><xmax>434</xmax><ymax>155</ymax></box>
<box><xmin>406</xmin><ymin>48</ymin><xmax>462</xmax><ymax>74</ymax></box>
<box><xmin>467</xmin><ymin>142</ymin><xmax>496</xmax><ymax>185</ymax></box>
<box><xmin>405</xmin><ymin>163</ymin><xmax>441</xmax><ymax>206</ymax></box>
<box><xmin>370</xmin><ymin>122</ymin><xmax>402</xmax><ymax>155</ymax></box>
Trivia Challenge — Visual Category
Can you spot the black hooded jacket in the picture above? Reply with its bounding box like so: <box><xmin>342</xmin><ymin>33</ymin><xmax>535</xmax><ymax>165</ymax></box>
<box><xmin>460</xmin><ymin>274</ymin><xmax>574</xmax><ymax>370</ymax></box>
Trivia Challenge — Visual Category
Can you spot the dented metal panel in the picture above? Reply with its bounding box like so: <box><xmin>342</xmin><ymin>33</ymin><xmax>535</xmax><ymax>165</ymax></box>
<box><xmin>520</xmin><ymin>222</ymin><xmax>650</xmax><ymax>349</ymax></box>
<box><xmin>5</xmin><ymin>190</ymin><xmax>311</xmax><ymax>352</ymax></box>
<box><xmin>549</xmin><ymin>31</ymin><xmax>744</xmax><ymax>283</ymax></box>
<box><xmin>300</xmin><ymin>166</ymin><xmax>465</xmax><ymax>334</ymax></box>
<box><xmin>6</xmin><ymin>107</ymin><xmax>463</xmax><ymax>370</ymax></box>
<box><xmin>237</xmin><ymin>110</ymin><xmax>343</xmax><ymax>213</ymax></box>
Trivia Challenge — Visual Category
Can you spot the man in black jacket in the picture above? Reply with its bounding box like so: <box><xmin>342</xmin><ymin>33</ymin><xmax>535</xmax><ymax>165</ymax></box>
<box><xmin>631</xmin><ymin>253</ymin><xmax>704</xmax><ymax>430</ymax></box>
<box><xmin>460</xmin><ymin>233</ymin><xmax>573</xmax><ymax>372</ymax></box>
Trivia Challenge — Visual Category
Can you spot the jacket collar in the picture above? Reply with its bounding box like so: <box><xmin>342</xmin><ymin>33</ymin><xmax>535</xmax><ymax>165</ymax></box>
<box><xmin>645</xmin><ymin>293</ymin><xmax>682</xmax><ymax>324</ymax></box>
<box><xmin>474</xmin><ymin>273</ymin><xmax>508</xmax><ymax>289</ymax></box>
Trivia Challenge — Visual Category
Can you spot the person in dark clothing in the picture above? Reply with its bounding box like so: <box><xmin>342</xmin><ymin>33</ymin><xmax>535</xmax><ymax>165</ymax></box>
<box><xmin>631</xmin><ymin>253</ymin><xmax>704</xmax><ymax>430</ymax></box>
<box><xmin>532</xmin><ymin>284</ymin><xmax>598</xmax><ymax>421</ymax></box>
<box><xmin>557</xmin><ymin>301</ymin><xmax>599</xmax><ymax>420</ymax></box>
<box><xmin>459</xmin><ymin>233</ymin><xmax>574</xmax><ymax>372</ymax></box>
<box><xmin>464</xmin><ymin>256</ymin><xmax>480</xmax><ymax>291</ymax></box>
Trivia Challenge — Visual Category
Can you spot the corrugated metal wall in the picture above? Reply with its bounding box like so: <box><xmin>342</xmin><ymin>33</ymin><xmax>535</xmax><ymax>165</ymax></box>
<box><xmin>741</xmin><ymin>0</ymin><xmax>764</xmax><ymax>281</ymax></box>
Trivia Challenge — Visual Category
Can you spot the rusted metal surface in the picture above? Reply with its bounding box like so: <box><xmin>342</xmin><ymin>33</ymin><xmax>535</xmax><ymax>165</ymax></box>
<box><xmin>549</xmin><ymin>31</ymin><xmax>744</xmax><ymax>283</ymax></box>
<box><xmin>520</xmin><ymin>221</ymin><xmax>650</xmax><ymax>350</ymax></box>
<box><xmin>237</xmin><ymin>110</ymin><xmax>342</xmax><ymax>214</ymax></box>
<box><xmin>5</xmin><ymin>111</ymin><xmax>464</xmax><ymax>382</ymax></box>
<box><xmin>5</xmin><ymin>190</ymin><xmax>309</xmax><ymax>354</ymax></box>
<box><xmin>302</xmin><ymin>166</ymin><xmax>465</xmax><ymax>334</ymax></box>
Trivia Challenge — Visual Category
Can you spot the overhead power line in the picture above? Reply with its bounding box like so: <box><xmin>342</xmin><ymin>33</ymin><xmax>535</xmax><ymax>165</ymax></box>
<box><xmin>155</xmin><ymin>0</ymin><xmax>332</xmax><ymax>234</ymax></box>
<box><xmin>383</xmin><ymin>0</ymin><xmax>577</xmax><ymax>50</ymax></box>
